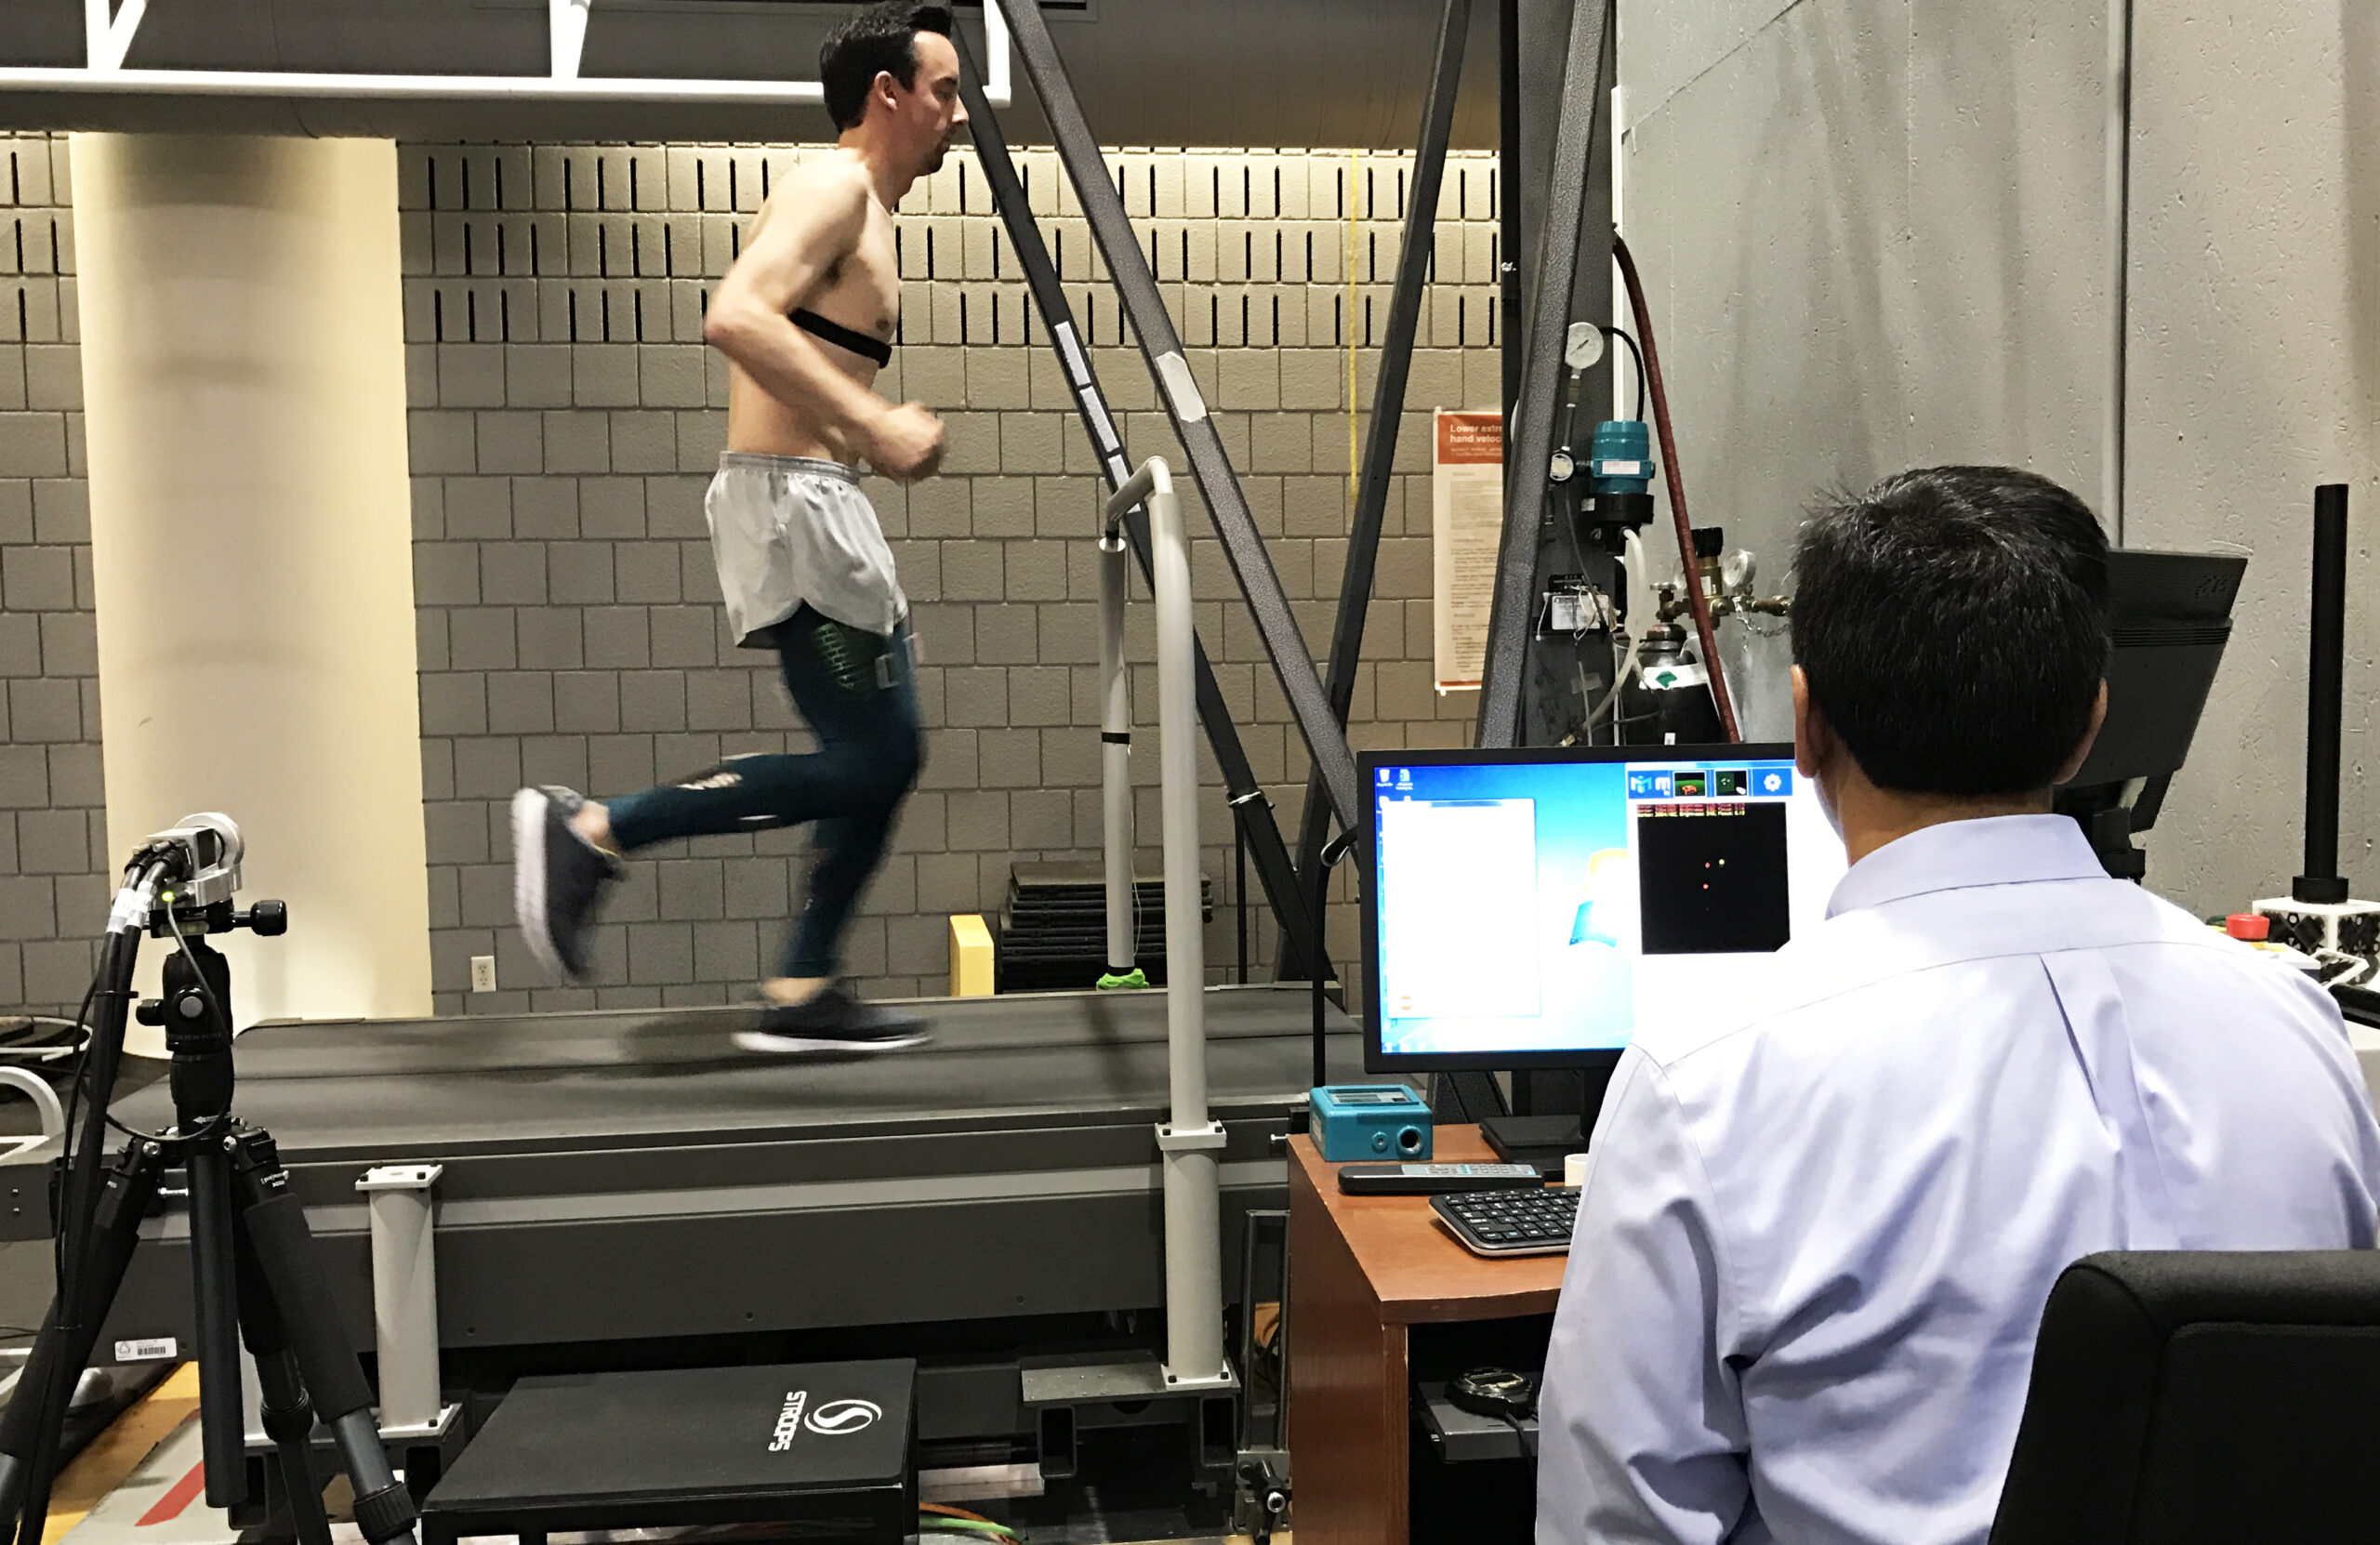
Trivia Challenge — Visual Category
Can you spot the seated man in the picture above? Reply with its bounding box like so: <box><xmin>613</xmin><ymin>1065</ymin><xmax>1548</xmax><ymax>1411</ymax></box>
<box><xmin>1536</xmin><ymin>466</ymin><xmax>2380</xmax><ymax>1545</ymax></box>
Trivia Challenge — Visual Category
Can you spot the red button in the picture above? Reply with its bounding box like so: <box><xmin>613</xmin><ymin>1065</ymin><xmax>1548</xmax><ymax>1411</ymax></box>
<box><xmin>2225</xmin><ymin>913</ymin><xmax>2270</xmax><ymax>942</ymax></box>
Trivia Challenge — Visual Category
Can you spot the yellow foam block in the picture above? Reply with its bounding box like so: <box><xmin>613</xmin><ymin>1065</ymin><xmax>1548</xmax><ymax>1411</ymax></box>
<box><xmin>949</xmin><ymin>914</ymin><xmax>995</xmax><ymax>997</ymax></box>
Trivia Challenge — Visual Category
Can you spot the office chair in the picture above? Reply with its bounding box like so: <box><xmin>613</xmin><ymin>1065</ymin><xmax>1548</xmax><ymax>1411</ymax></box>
<box><xmin>1989</xmin><ymin>1249</ymin><xmax>2380</xmax><ymax>1543</ymax></box>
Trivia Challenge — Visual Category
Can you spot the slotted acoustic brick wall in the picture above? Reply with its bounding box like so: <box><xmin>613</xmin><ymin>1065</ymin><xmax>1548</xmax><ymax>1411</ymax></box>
<box><xmin>0</xmin><ymin>132</ymin><xmax>1507</xmax><ymax>1018</ymax></box>
<box><xmin>0</xmin><ymin>137</ymin><xmax>102</xmax><ymax>1017</ymax></box>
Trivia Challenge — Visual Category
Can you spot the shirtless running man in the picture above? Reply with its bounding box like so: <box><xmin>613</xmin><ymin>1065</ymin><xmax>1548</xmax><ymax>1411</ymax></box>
<box><xmin>511</xmin><ymin>1</ymin><xmax>964</xmax><ymax>1050</ymax></box>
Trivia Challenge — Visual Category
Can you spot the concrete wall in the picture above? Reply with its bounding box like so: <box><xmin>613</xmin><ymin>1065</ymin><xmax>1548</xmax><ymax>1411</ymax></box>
<box><xmin>2122</xmin><ymin>6</ymin><xmax>2377</xmax><ymax>905</ymax></box>
<box><xmin>1618</xmin><ymin>0</ymin><xmax>2376</xmax><ymax>914</ymax></box>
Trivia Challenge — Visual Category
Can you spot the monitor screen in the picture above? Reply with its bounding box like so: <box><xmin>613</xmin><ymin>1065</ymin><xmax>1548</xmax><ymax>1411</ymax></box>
<box><xmin>1360</xmin><ymin>746</ymin><xmax>1847</xmax><ymax>1069</ymax></box>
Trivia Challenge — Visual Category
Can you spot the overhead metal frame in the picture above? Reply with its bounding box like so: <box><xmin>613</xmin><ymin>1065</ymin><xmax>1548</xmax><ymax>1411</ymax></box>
<box><xmin>1283</xmin><ymin>0</ymin><xmax>1473</xmax><ymax>969</ymax></box>
<box><xmin>3</xmin><ymin>0</ymin><xmax>1012</xmax><ymax>105</ymax></box>
<box><xmin>990</xmin><ymin>0</ymin><xmax>1362</xmax><ymax>839</ymax></box>
<box><xmin>1474</xmin><ymin>0</ymin><xmax>1612</xmax><ymax>746</ymax></box>
<box><xmin>953</xmin><ymin>30</ymin><xmax>1327</xmax><ymax>979</ymax></box>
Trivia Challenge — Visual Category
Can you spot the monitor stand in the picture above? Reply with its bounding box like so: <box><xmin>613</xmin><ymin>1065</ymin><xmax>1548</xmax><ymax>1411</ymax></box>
<box><xmin>1478</xmin><ymin>1114</ymin><xmax>1592</xmax><ymax>1174</ymax></box>
<box><xmin>1476</xmin><ymin>1062</ymin><xmax>1620</xmax><ymax>1174</ymax></box>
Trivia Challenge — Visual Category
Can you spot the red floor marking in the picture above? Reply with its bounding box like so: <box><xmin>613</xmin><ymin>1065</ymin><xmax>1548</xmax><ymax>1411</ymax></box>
<box><xmin>135</xmin><ymin>1462</ymin><xmax>206</xmax><ymax>1526</ymax></box>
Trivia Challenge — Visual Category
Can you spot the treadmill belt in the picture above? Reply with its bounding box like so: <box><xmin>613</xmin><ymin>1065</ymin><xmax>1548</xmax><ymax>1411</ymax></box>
<box><xmin>109</xmin><ymin>984</ymin><xmax>1356</xmax><ymax>1162</ymax></box>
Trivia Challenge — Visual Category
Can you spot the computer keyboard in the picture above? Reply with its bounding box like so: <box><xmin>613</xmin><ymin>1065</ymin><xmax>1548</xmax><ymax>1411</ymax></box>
<box><xmin>1431</xmin><ymin>1185</ymin><xmax>1579</xmax><ymax>1257</ymax></box>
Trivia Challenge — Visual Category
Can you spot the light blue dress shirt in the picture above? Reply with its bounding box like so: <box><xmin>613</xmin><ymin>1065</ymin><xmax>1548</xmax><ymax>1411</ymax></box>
<box><xmin>1536</xmin><ymin>814</ymin><xmax>2380</xmax><ymax>1545</ymax></box>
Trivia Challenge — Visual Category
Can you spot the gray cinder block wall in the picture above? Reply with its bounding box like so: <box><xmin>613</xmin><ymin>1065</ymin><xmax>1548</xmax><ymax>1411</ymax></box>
<box><xmin>0</xmin><ymin>137</ymin><xmax>103</xmax><ymax>1018</ymax></box>
<box><xmin>0</xmin><ymin>131</ymin><xmax>1504</xmax><ymax>1022</ymax></box>
<box><xmin>400</xmin><ymin>141</ymin><xmax>1504</xmax><ymax>1015</ymax></box>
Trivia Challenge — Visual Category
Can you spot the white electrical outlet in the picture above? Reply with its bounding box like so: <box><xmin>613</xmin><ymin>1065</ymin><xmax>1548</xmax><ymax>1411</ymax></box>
<box><xmin>469</xmin><ymin>956</ymin><xmax>497</xmax><ymax>993</ymax></box>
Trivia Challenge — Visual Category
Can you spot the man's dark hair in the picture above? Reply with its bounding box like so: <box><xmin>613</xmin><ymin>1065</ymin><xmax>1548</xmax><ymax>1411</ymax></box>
<box><xmin>1792</xmin><ymin>465</ymin><xmax>2112</xmax><ymax>797</ymax></box>
<box><xmin>820</xmin><ymin>3</ymin><xmax>955</xmax><ymax>131</ymax></box>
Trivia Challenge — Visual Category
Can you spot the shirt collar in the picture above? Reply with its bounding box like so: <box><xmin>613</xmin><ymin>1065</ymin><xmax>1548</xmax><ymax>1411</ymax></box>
<box><xmin>1824</xmin><ymin>812</ymin><xmax>2109</xmax><ymax>918</ymax></box>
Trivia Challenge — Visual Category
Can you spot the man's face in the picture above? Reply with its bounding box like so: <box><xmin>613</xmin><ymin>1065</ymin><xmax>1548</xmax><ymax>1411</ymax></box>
<box><xmin>880</xmin><ymin>31</ymin><xmax>968</xmax><ymax>179</ymax></box>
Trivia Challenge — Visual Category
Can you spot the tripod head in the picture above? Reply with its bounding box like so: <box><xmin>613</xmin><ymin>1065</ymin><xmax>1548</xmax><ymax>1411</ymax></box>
<box><xmin>123</xmin><ymin>813</ymin><xmax>286</xmax><ymax>942</ymax></box>
<box><xmin>116</xmin><ymin>818</ymin><xmax>287</xmax><ymax>1138</ymax></box>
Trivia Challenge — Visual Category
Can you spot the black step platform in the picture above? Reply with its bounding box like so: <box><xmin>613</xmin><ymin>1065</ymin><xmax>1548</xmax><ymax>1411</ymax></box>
<box><xmin>998</xmin><ymin>860</ymin><xmax>1212</xmax><ymax>989</ymax></box>
<box><xmin>419</xmin><ymin>1360</ymin><xmax>916</xmax><ymax>1545</ymax></box>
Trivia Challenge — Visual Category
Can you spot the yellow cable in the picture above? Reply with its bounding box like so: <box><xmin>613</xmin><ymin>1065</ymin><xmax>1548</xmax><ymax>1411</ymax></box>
<box><xmin>1347</xmin><ymin>146</ymin><xmax>1361</xmax><ymax>515</ymax></box>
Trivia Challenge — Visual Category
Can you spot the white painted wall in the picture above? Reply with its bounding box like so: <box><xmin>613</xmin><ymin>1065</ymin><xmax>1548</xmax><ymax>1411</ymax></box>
<box><xmin>73</xmin><ymin>135</ymin><xmax>434</xmax><ymax>1026</ymax></box>
<box><xmin>1618</xmin><ymin>0</ymin><xmax>2375</xmax><ymax>915</ymax></box>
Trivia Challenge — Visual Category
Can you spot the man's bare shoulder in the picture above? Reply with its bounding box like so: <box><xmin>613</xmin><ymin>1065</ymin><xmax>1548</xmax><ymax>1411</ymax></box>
<box><xmin>754</xmin><ymin>152</ymin><xmax>873</xmax><ymax>231</ymax></box>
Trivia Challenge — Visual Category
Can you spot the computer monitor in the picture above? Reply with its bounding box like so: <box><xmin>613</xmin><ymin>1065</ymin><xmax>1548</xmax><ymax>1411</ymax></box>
<box><xmin>2053</xmin><ymin>549</ymin><xmax>2246</xmax><ymax>879</ymax></box>
<box><xmin>1359</xmin><ymin>745</ymin><xmax>1847</xmax><ymax>1165</ymax></box>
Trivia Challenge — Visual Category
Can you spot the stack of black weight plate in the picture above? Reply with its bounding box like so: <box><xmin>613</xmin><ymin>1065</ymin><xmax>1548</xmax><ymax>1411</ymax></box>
<box><xmin>995</xmin><ymin>861</ymin><xmax>1211</xmax><ymax>991</ymax></box>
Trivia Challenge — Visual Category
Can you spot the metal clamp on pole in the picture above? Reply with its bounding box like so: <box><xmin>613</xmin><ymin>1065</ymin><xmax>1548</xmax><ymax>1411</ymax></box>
<box><xmin>1105</xmin><ymin>459</ymin><xmax>1235</xmax><ymax>1394</ymax></box>
<box><xmin>353</xmin><ymin>1166</ymin><xmax>460</xmax><ymax>1442</ymax></box>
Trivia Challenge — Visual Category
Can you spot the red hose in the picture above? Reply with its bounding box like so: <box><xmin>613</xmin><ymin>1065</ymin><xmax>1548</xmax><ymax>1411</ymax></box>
<box><xmin>1612</xmin><ymin>233</ymin><xmax>1740</xmax><ymax>742</ymax></box>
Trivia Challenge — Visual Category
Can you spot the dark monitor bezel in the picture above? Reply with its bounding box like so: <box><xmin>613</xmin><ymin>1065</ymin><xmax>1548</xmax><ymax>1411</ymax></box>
<box><xmin>1358</xmin><ymin>741</ymin><xmax>1799</xmax><ymax>1074</ymax></box>
<box><xmin>2056</xmin><ymin>548</ymin><xmax>2246</xmax><ymax>791</ymax></box>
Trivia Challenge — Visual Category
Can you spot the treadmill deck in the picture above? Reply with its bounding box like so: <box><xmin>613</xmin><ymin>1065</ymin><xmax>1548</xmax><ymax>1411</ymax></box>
<box><xmin>16</xmin><ymin>985</ymin><xmax>1370</xmax><ymax>1355</ymax></box>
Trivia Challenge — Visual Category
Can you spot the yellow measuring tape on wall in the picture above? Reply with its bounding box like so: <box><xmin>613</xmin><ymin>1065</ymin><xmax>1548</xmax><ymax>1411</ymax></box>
<box><xmin>1348</xmin><ymin>147</ymin><xmax>1361</xmax><ymax>511</ymax></box>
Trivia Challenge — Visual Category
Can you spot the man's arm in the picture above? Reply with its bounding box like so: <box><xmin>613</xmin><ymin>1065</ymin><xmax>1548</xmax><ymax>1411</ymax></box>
<box><xmin>701</xmin><ymin>159</ymin><xmax>939</xmax><ymax>479</ymax></box>
<box><xmin>1536</xmin><ymin>1050</ymin><xmax>1753</xmax><ymax>1545</ymax></box>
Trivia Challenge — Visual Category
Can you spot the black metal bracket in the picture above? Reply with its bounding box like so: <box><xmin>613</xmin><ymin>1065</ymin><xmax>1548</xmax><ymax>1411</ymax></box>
<box><xmin>1283</xmin><ymin>0</ymin><xmax>1474</xmax><ymax>974</ymax></box>
<box><xmin>1475</xmin><ymin>0</ymin><xmax>1614</xmax><ymax>746</ymax></box>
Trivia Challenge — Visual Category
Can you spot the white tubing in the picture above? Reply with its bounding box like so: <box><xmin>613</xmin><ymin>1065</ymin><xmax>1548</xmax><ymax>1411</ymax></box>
<box><xmin>1149</xmin><ymin>473</ymin><xmax>1206</xmax><ymax>1124</ymax></box>
<box><xmin>1099</xmin><ymin>531</ymin><xmax>1134</xmax><ymax>973</ymax></box>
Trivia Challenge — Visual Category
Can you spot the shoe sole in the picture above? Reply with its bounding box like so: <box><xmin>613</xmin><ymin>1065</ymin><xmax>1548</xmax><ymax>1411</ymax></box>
<box><xmin>511</xmin><ymin>787</ymin><xmax>569</xmax><ymax>980</ymax></box>
<box><xmin>732</xmin><ymin>1029</ymin><xmax>932</xmax><ymax>1056</ymax></box>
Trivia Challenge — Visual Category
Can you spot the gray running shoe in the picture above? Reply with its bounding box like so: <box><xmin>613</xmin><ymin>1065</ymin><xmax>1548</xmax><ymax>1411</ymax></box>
<box><xmin>732</xmin><ymin>986</ymin><xmax>931</xmax><ymax>1055</ymax></box>
<box><xmin>511</xmin><ymin>786</ymin><xmax>620</xmax><ymax>980</ymax></box>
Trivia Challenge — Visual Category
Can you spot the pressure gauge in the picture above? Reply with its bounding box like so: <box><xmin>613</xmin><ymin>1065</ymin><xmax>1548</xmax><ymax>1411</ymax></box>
<box><xmin>1549</xmin><ymin>449</ymin><xmax>1577</xmax><ymax>483</ymax></box>
<box><xmin>1564</xmin><ymin>322</ymin><xmax>1604</xmax><ymax>372</ymax></box>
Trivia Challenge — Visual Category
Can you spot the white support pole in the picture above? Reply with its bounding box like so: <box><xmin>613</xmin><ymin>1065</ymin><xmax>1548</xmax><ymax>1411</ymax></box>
<box><xmin>1109</xmin><ymin>457</ymin><xmax>1229</xmax><ymax>1390</ymax></box>
<box><xmin>77</xmin><ymin>134</ymin><xmax>434</xmax><ymax>1023</ymax></box>
<box><xmin>1098</xmin><ymin>525</ymin><xmax>1135</xmax><ymax>980</ymax></box>
<box><xmin>86</xmin><ymin>0</ymin><xmax>149</xmax><ymax>73</ymax></box>
<box><xmin>550</xmin><ymin>0</ymin><xmax>593</xmax><ymax>82</ymax></box>
<box><xmin>356</xmin><ymin>1165</ymin><xmax>444</xmax><ymax>1433</ymax></box>
<box><xmin>984</xmin><ymin>0</ymin><xmax>1012</xmax><ymax>107</ymax></box>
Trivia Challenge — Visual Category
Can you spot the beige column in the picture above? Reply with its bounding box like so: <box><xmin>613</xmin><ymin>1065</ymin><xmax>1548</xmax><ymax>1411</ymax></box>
<box><xmin>71</xmin><ymin>135</ymin><xmax>431</xmax><ymax>1025</ymax></box>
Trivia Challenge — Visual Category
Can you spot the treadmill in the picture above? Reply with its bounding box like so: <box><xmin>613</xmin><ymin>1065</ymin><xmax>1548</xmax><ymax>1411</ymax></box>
<box><xmin>2</xmin><ymin>984</ymin><xmax>1364</xmax><ymax>1456</ymax></box>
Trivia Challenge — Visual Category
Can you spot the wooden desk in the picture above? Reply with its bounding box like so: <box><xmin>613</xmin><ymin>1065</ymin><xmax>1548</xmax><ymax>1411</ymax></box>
<box><xmin>1287</xmin><ymin>1127</ymin><xmax>1567</xmax><ymax>1544</ymax></box>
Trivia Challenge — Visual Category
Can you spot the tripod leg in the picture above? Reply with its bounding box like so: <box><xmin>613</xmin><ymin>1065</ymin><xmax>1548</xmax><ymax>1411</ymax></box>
<box><xmin>184</xmin><ymin>1140</ymin><xmax>248</xmax><ymax>1508</ymax></box>
<box><xmin>0</xmin><ymin>1141</ymin><xmax>165</xmax><ymax>1545</ymax></box>
<box><xmin>232</xmin><ymin>1218</ymin><xmax>333</xmax><ymax>1545</ymax></box>
<box><xmin>228</xmin><ymin>1138</ymin><xmax>419</xmax><ymax>1545</ymax></box>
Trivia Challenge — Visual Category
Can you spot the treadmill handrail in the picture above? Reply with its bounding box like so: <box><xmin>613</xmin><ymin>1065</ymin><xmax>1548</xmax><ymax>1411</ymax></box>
<box><xmin>1101</xmin><ymin>456</ymin><xmax>1231</xmax><ymax>1387</ymax></box>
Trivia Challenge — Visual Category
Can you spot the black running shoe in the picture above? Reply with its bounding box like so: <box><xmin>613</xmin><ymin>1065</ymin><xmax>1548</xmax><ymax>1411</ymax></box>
<box><xmin>511</xmin><ymin>786</ymin><xmax>620</xmax><ymax>981</ymax></box>
<box><xmin>732</xmin><ymin>986</ymin><xmax>931</xmax><ymax>1054</ymax></box>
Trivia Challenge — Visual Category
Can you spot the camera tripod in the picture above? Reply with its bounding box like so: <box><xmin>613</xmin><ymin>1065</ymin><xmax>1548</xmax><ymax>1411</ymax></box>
<box><xmin>0</xmin><ymin>859</ymin><xmax>420</xmax><ymax>1545</ymax></box>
